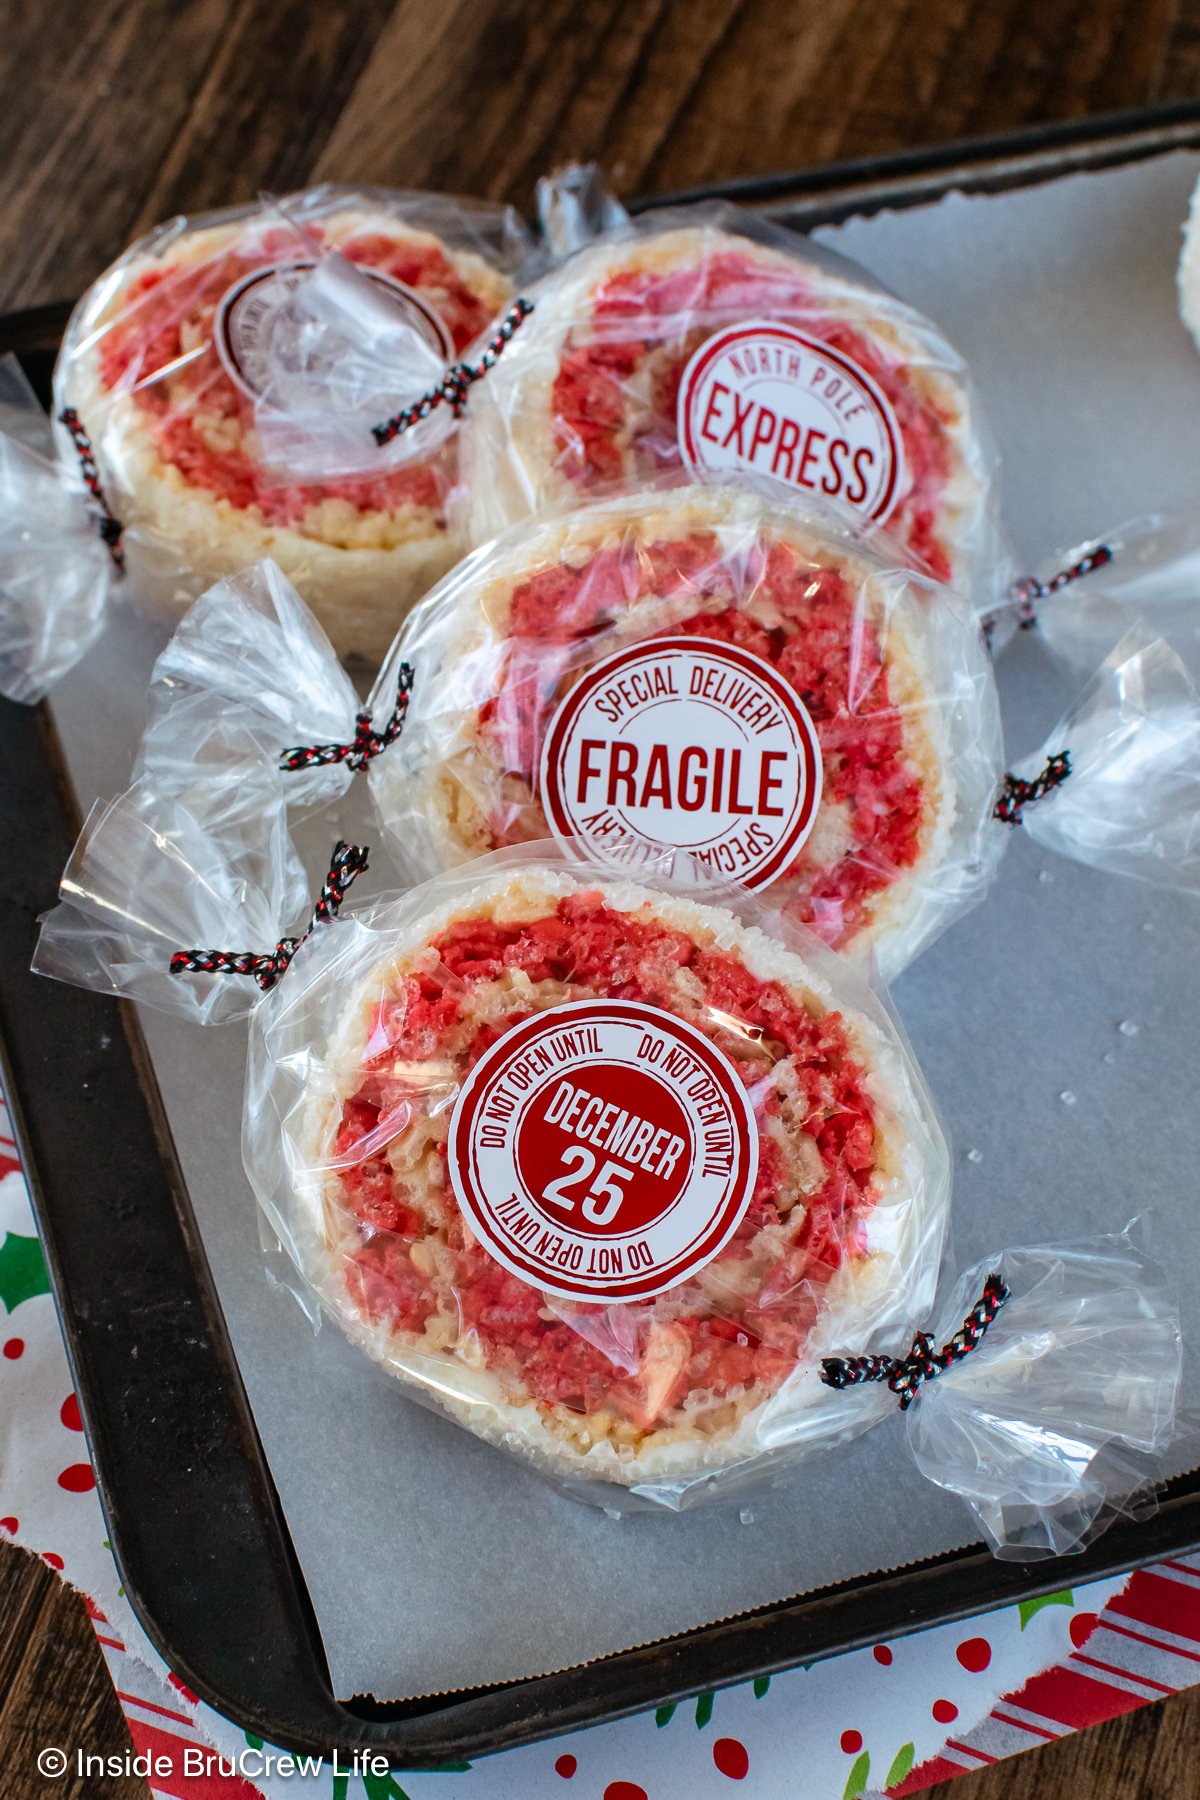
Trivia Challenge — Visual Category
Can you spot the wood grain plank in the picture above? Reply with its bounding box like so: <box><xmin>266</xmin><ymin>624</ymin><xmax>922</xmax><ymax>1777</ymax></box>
<box><xmin>0</xmin><ymin>0</ymin><xmax>236</xmax><ymax>311</ymax></box>
<box><xmin>312</xmin><ymin>0</ymin><xmax>1192</xmax><ymax>212</ymax></box>
<box><xmin>1157</xmin><ymin>0</ymin><xmax>1200</xmax><ymax>97</ymax></box>
<box><xmin>132</xmin><ymin>0</ymin><xmax>401</xmax><ymax>234</ymax></box>
<box><xmin>0</xmin><ymin>1546</ymin><xmax>148</xmax><ymax>1800</ymax></box>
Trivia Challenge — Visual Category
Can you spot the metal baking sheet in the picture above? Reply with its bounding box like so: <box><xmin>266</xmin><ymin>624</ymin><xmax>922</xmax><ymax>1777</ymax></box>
<box><xmin>5</xmin><ymin>104</ymin><xmax>1200</xmax><ymax>1762</ymax></box>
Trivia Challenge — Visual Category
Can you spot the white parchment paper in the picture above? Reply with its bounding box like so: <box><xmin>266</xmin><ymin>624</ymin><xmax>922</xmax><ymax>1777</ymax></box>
<box><xmin>45</xmin><ymin>150</ymin><xmax>1200</xmax><ymax>1699</ymax></box>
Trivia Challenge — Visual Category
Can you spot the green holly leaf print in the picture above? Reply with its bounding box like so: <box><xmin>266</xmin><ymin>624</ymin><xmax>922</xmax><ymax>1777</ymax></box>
<box><xmin>0</xmin><ymin>1231</ymin><xmax>50</xmax><ymax>1313</ymax></box>
<box><xmin>753</xmin><ymin>1676</ymin><xmax>771</xmax><ymax>1699</ymax></box>
<box><xmin>694</xmin><ymin>1690</ymin><xmax>714</xmax><ymax>1728</ymax></box>
<box><xmin>655</xmin><ymin>1703</ymin><xmax>677</xmax><ymax>1727</ymax></box>
<box><xmin>842</xmin><ymin>1749</ymin><xmax>871</xmax><ymax>1800</ymax></box>
<box><xmin>885</xmin><ymin>1741</ymin><xmax>915</xmax><ymax>1788</ymax></box>
<box><xmin>363</xmin><ymin>1774</ymin><xmax>413</xmax><ymax>1800</ymax></box>
<box><xmin>1018</xmin><ymin>1589</ymin><xmax>1074</xmax><ymax>1629</ymax></box>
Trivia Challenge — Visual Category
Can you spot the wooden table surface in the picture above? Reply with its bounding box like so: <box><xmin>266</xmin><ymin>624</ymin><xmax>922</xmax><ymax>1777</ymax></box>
<box><xmin>4</xmin><ymin>1</ymin><xmax>1200</xmax><ymax>1794</ymax></box>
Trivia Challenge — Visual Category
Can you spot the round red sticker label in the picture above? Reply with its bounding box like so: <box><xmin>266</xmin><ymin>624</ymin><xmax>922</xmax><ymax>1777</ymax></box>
<box><xmin>215</xmin><ymin>260</ymin><xmax>454</xmax><ymax>403</ymax></box>
<box><xmin>540</xmin><ymin>635</ymin><xmax>823</xmax><ymax>888</ymax></box>
<box><xmin>677</xmin><ymin>318</ymin><xmax>905</xmax><ymax>524</ymax></box>
<box><xmin>447</xmin><ymin>999</ymin><xmax>758</xmax><ymax>1302</ymax></box>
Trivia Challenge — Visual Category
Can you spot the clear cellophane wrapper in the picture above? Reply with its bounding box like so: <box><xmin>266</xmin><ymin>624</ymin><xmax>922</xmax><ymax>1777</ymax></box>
<box><xmin>1012</xmin><ymin>627</ymin><xmax>1200</xmax><ymax>892</ymax></box>
<box><xmin>32</xmin><ymin>769</ymin><xmax>307</xmax><ymax>1026</ymax></box>
<box><xmin>242</xmin><ymin>843</ymin><xmax>952</xmax><ymax>1511</ymax></box>
<box><xmin>134</xmin><ymin>557</ymin><xmax>363</xmax><ymax>819</ymax></box>
<box><xmin>459</xmin><ymin>194</ymin><xmax>1011</xmax><ymax>614</ymax></box>
<box><xmin>905</xmin><ymin>1233</ymin><xmax>1182</xmax><ymax>1558</ymax></box>
<box><xmin>1014</xmin><ymin>510</ymin><xmax>1200</xmax><ymax>681</ymax></box>
<box><xmin>0</xmin><ymin>355</ymin><xmax>113</xmax><ymax>703</ymax></box>
<box><xmin>52</xmin><ymin>184</ymin><xmax>533</xmax><ymax>662</ymax></box>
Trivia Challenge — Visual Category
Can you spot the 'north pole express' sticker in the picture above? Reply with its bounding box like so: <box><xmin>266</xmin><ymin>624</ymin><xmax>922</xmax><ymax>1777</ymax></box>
<box><xmin>677</xmin><ymin>318</ymin><xmax>905</xmax><ymax>523</ymax></box>
<box><xmin>447</xmin><ymin>1000</ymin><xmax>758</xmax><ymax>1301</ymax></box>
<box><xmin>540</xmin><ymin>636</ymin><xmax>823</xmax><ymax>887</ymax></box>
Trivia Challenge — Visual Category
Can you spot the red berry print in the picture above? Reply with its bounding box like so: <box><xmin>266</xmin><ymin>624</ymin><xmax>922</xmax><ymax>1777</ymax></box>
<box><xmin>840</xmin><ymin>1730</ymin><xmax>863</xmax><ymax>1754</ymax></box>
<box><xmin>60</xmin><ymin>1393</ymin><xmax>83</xmax><ymax>1432</ymax></box>
<box><xmin>57</xmin><ymin>1464</ymin><xmax>96</xmax><ymax>1494</ymax></box>
<box><xmin>0</xmin><ymin>1518</ymin><xmax>17</xmax><ymax>1535</ymax></box>
<box><xmin>955</xmin><ymin>1637</ymin><xmax>992</xmax><ymax>1673</ymax></box>
<box><xmin>555</xmin><ymin>1755</ymin><xmax>577</xmax><ymax>1779</ymax></box>
<box><xmin>42</xmin><ymin>1552</ymin><xmax>64</xmax><ymax>1570</ymax></box>
<box><xmin>872</xmin><ymin>1644</ymin><xmax>893</xmax><ymax>1665</ymax></box>
<box><xmin>3</xmin><ymin>1338</ymin><xmax>23</xmax><ymax>1359</ymax></box>
<box><xmin>603</xmin><ymin>1786</ymin><xmax>648</xmax><ymax>1800</ymax></box>
<box><xmin>713</xmin><ymin>1737</ymin><xmax>749</xmax><ymax>1780</ymax></box>
<box><xmin>1070</xmin><ymin>1611</ymin><xmax>1099</xmax><ymax>1650</ymax></box>
<box><xmin>932</xmin><ymin>1699</ymin><xmax>958</xmax><ymax>1725</ymax></box>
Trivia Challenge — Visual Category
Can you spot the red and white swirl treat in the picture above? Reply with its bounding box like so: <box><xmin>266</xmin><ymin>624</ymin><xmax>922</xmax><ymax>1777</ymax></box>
<box><xmin>55</xmin><ymin>187</ymin><xmax>528</xmax><ymax>661</ymax></box>
<box><xmin>463</xmin><ymin>213</ymin><xmax>1001</xmax><ymax>604</ymax></box>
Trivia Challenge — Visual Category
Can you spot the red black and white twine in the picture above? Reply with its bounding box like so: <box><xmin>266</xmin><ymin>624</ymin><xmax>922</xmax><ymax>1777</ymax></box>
<box><xmin>1011</xmin><ymin>542</ymin><xmax>1115</xmax><ymax>629</ymax></box>
<box><xmin>993</xmin><ymin>750</ymin><xmax>1071</xmax><ymax>825</ymax></box>
<box><xmin>279</xmin><ymin>662</ymin><xmax>414</xmax><ymax>773</ymax></box>
<box><xmin>58</xmin><ymin>407</ymin><xmax>126</xmax><ymax>572</ymax></box>
<box><xmin>169</xmin><ymin>840</ymin><xmax>369</xmax><ymax>993</ymax></box>
<box><xmin>371</xmin><ymin>298</ymin><xmax>534</xmax><ymax>445</ymax></box>
<box><xmin>820</xmin><ymin>1273</ymin><xmax>1010</xmax><ymax>1411</ymax></box>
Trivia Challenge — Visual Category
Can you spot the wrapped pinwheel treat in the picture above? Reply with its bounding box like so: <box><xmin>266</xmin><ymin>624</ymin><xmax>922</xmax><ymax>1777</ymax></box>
<box><xmin>459</xmin><ymin>197</ymin><xmax>1007</xmax><ymax>608</ymax></box>
<box><xmin>363</xmin><ymin>495</ymin><xmax>1200</xmax><ymax>930</ymax></box>
<box><xmin>133</xmin><ymin>484</ymin><xmax>1002</xmax><ymax>982</ymax></box>
<box><xmin>373</xmin><ymin>482</ymin><xmax>1003</xmax><ymax>981</ymax></box>
<box><xmin>51</xmin><ymin>185</ymin><xmax>533</xmax><ymax>662</ymax></box>
<box><xmin>126</xmin><ymin>480</ymin><xmax>1200</xmax><ymax>977</ymax></box>
<box><xmin>235</xmin><ymin>846</ymin><xmax>956</xmax><ymax>1503</ymax></box>
<box><xmin>31</xmin><ymin>792</ymin><xmax>1183</xmax><ymax>1538</ymax></box>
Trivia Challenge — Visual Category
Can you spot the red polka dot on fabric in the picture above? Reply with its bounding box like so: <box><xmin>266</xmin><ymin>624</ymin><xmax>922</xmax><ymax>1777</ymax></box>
<box><xmin>713</xmin><ymin>1737</ymin><xmax>749</xmax><ymax>1780</ymax></box>
<box><xmin>1070</xmin><ymin>1611</ymin><xmax>1099</xmax><ymax>1650</ymax></box>
<box><xmin>57</xmin><ymin>1464</ymin><xmax>95</xmax><ymax>1494</ymax></box>
<box><xmin>0</xmin><ymin>1517</ymin><xmax>17</xmax><ymax>1536</ymax></box>
<box><xmin>603</xmin><ymin>1785</ymin><xmax>648</xmax><ymax>1800</ymax></box>
<box><xmin>42</xmin><ymin>1552</ymin><xmax>64</xmax><ymax>1570</ymax></box>
<box><xmin>555</xmin><ymin>1755</ymin><xmax>577</xmax><ymax>1779</ymax></box>
<box><xmin>60</xmin><ymin>1394</ymin><xmax>83</xmax><ymax>1432</ymax></box>
<box><xmin>3</xmin><ymin>1338</ymin><xmax>23</xmax><ymax>1360</ymax></box>
<box><xmin>932</xmin><ymin>1699</ymin><xmax>959</xmax><ymax>1725</ymax></box>
<box><xmin>840</xmin><ymin>1730</ymin><xmax>863</xmax><ymax>1754</ymax></box>
<box><xmin>955</xmin><ymin>1636</ymin><xmax>992</xmax><ymax>1673</ymax></box>
<box><xmin>872</xmin><ymin>1644</ymin><xmax>893</xmax><ymax>1665</ymax></box>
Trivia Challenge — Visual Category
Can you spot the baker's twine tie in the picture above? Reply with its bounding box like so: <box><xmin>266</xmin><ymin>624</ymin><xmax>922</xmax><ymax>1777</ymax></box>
<box><xmin>169</xmin><ymin>840</ymin><xmax>369</xmax><ymax>993</ymax></box>
<box><xmin>993</xmin><ymin>750</ymin><xmax>1071</xmax><ymax>825</ymax></box>
<box><xmin>57</xmin><ymin>408</ymin><xmax>125</xmax><ymax>572</ymax></box>
<box><xmin>1011</xmin><ymin>543</ymin><xmax>1115</xmax><ymax>629</ymax></box>
<box><xmin>279</xmin><ymin>663</ymin><xmax>414</xmax><ymax>773</ymax></box>
<box><xmin>371</xmin><ymin>298</ymin><xmax>534</xmax><ymax>445</ymax></box>
<box><xmin>820</xmin><ymin>1274</ymin><xmax>1010</xmax><ymax>1411</ymax></box>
